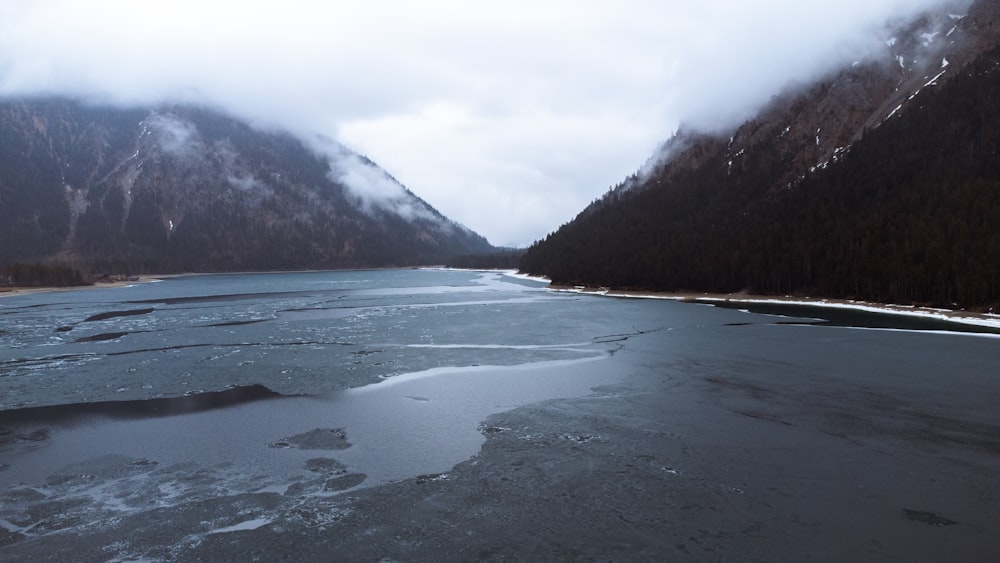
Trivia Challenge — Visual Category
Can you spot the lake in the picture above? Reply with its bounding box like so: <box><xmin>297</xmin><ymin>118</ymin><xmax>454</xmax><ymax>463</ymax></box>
<box><xmin>1</xmin><ymin>269</ymin><xmax>998</xmax><ymax>561</ymax></box>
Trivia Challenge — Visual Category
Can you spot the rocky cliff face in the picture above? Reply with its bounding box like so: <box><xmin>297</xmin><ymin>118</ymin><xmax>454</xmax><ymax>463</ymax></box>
<box><xmin>0</xmin><ymin>100</ymin><xmax>492</xmax><ymax>273</ymax></box>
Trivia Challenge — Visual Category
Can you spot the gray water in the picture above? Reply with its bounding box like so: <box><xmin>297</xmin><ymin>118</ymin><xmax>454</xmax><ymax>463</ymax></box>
<box><xmin>2</xmin><ymin>269</ymin><xmax>617</xmax><ymax>409</ymax></box>
<box><xmin>0</xmin><ymin>270</ymin><xmax>635</xmax><ymax>482</ymax></box>
<box><xmin>1</xmin><ymin>269</ymin><xmax>998</xmax><ymax>560</ymax></box>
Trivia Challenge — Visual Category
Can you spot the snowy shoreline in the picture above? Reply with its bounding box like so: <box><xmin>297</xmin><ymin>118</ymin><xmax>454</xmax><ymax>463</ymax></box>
<box><xmin>548</xmin><ymin>284</ymin><xmax>1000</xmax><ymax>330</ymax></box>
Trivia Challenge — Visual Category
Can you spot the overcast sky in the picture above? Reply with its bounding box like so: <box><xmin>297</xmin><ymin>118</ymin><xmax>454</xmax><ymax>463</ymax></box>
<box><xmin>0</xmin><ymin>0</ymin><xmax>957</xmax><ymax>246</ymax></box>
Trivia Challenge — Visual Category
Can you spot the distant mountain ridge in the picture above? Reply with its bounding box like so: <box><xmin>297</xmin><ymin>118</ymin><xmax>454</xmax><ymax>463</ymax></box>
<box><xmin>522</xmin><ymin>0</ymin><xmax>1000</xmax><ymax>310</ymax></box>
<box><xmin>0</xmin><ymin>99</ymin><xmax>492</xmax><ymax>273</ymax></box>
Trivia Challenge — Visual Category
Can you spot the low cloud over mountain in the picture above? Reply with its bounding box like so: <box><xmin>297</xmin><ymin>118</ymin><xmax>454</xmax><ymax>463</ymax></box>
<box><xmin>0</xmin><ymin>99</ymin><xmax>492</xmax><ymax>273</ymax></box>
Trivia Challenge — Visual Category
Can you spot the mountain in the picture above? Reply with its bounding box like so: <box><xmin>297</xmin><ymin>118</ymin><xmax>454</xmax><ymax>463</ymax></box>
<box><xmin>521</xmin><ymin>0</ymin><xmax>1000</xmax><ymax>311</ymax></box>
<box><xmin>0</xmin><ymin>99</ymin><xmax>492</xmax><ymax>274</ymax></box>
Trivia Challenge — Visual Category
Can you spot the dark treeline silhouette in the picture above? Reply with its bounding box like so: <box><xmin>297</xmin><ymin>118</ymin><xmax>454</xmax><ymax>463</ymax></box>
<box><xmin>522</xmin><ymin>47</ymin><xmax>1000</xmax><ymax>311</ymax></box>
<box><xmin>1</xmin><ymin>263</ymin><xmax>88</xmax><ymax>288</ymax></box>
<box><xmin>447</xmin><ymin>249</ymin><xmax>525</xmax><ymax>270</ymax></box>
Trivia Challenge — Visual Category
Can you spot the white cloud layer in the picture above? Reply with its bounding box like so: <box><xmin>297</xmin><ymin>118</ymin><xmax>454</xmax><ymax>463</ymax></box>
<box><xmin>0</xmin><ymin>0</ymin><xmax>959</xmax><ymax>246</ymax></box>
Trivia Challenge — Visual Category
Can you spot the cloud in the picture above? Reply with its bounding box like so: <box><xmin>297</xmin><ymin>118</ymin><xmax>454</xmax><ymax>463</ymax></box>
<box><xmin>659</xmin><ymin>0</ymin><xmax>970</xmax><ymax>133</ymax></box>
<box><xmin>326</xmin><ymin>146</ymin><xmax>439</xmax><ymax>223</ymax></box>
<box><xmin>145</xmin><ymin>113</ymin><xmax>203</xmax><ymax>157</ymax></box>
<box><xmin>0</xmin><ymin>0</ymin><xmax>965</xmax><ymax>246</ymax></box>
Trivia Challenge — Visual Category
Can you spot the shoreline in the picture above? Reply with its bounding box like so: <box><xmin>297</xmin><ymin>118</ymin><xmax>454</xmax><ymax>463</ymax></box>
<box><xmin>5</xmin><ymin>268</ymin><xmax>998</xmax><ymax>330</ymax></box>
<box><xmin>0</xmin><ymin>274</ymin><xmax>178</xmax><ymax>299</ymax></box>
<box><xmin>549</xmin><ymin>284</ymin><xmax>1000</xmax><ymax>329</ymax></box>
<box><xmin>0</xmin><ymin>266</ymin><xmax>458</xmax><ymax>300</ymax></box>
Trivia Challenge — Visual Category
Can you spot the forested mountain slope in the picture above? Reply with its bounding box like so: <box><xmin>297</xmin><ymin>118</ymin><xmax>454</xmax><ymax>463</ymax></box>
<box><xmin>521</xmin><ymin>0</ymin><xmax>1000</xmax><ymax>310</ymax></box>
<box><xmin>0</xmin><ymin>99</ymin><xmax>492</xmax><ymax>274</ymax></box>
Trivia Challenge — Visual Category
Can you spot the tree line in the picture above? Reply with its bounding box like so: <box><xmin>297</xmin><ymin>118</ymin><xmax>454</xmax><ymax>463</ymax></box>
<box><xmin>522</xmin><ymin>47</ymin><xmax>1000</xmax><ymax>311</ymax></box>
<box><xmin>1</xmin><ymin>263</ymin><xmax>88</xmax><ymax>288</ymax></box>
<box><xmin>447</xmin><ymin>249</ymin><xmax>525</xmax><ymax>270</ymax></box>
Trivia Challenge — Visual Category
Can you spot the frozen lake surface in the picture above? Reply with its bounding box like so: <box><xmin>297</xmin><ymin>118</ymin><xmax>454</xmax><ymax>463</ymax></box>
<box><xmin>1</xmin><ymin>269</ymin><xmax>998</xmax><ymax>560</ymax></box>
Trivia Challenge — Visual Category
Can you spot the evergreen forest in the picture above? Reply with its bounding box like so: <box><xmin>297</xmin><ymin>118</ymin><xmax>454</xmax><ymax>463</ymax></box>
<box><xmin>521</xmin><ymin>48</ymin><xmax>1000</xmax><ymax>311</ymax></box>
